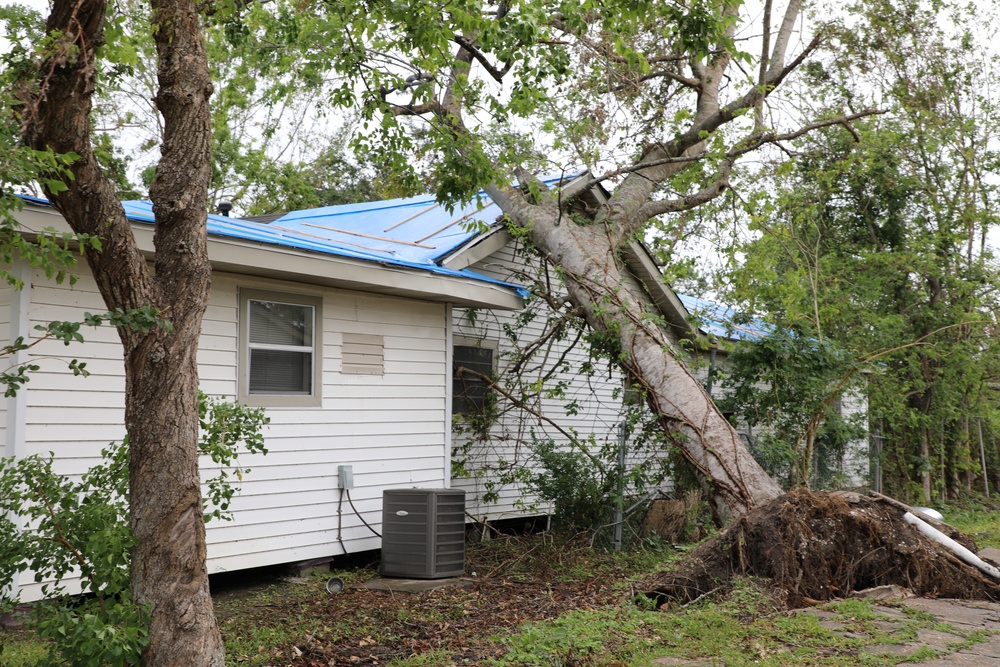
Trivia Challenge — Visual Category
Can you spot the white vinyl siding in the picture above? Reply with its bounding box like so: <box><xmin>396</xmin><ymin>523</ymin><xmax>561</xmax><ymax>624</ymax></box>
<box><xmin>451</xmin><ymin>241</ymin><xmax>635</xmax><ymax>521</ymax></box>
<box><xmin>13</xmin><ymin>268</ymin><xmax>451</xmax><ymax>599</ymax></box>
<box><xmin>23</xmin><ymin>275</ymin><xmax>126</xmax><ymax>482</ymax></box>
<box><xmin>202</xmin><ymin>278</ymin><xmax>449</xmax><ymax>575</ymax></box>
<box><xmin>0</xmin><ymin>282</ymin><xmax>11</xmax><ymax>450</ymax></box>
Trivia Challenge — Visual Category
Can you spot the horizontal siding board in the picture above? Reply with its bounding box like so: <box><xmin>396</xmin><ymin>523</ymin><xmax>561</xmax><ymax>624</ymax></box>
<box><xmin>301</xmin><ymin>396</ymin><xmax>444</xmax><ymax>412</ymax></box>
<box><xmin>235</xmin><ymin>421</ymin><xmax>441</xmax><ymax>439</ymax></box>
<box><xmin>25</xmin><ymin>406</ymin><xmax>124</xmax><ymax>425</ymax></box>
<box><xmin>30</xmin><ymin>357</ymin><xmax>125</xmax><ymax>376</ymax></box>
<box><xmin>323</xmin><ymin>384</ymin><xmax>444</xmax><ymax>398</ymax></box>
<box><xmin>223</xmin><ymin>459</ymin><xmax>443</xmax><ymax>485</ymax></box>
<box><xmin>206</xmin><ymin>534</ymin><xmax>381</xmax><ymax>564</ymax></box>
<box><xmin>200</xmin><ymin>380</ymin><xmax>236</xmax><ymax>396</ymax></box>
<box><xmin>27</xmin><ymin>389</ymin><xmax>125</xmax><ymax>408</ymax></box>
<box><xmin>198</xmin><ymin>445</ymin><xmax>442</xmax><ymax>469</ymax></box>
<box><xmin>25</xmin><ymin>423</ymin><xmax>131</xmax><ymax>442</ymax></box>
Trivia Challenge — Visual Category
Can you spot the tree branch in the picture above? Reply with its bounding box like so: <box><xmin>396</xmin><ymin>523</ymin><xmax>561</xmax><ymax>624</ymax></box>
<box><xmin>637</xmin><ymin>159</ymin><xmax>734</xmax><ymax>220</ymax></box>
<box><xmin>453</xmin><ymin>35</ymin><xmax>512</xmax><ymax>83</ymax></box>
<box><xmin>456</xmin><ymin>366</ymin><xmax>606</xmax><ymax>470</ymax></box>
<box><xmin>25</xmin><ymin>0</ymin><xmax>155</xmax><ymax>352</ymax></box>
<box><xmin>729</xmin><ymin>109</ymin><xmax>887</xmax><ymax>158</ymax></box>
<box><xmin>755</xmin><ymin>0</ymin><xmax>774</xmax><ymax>129</ymax></box>
<box><xmin>767</xmin><ymin>0</ymin><xmax>804</xmax><ymax>81</ymax></box>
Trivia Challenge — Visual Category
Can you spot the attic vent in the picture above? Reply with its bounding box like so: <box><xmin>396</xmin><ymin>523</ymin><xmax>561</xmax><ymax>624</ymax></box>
<box><xmin>342</xmin><ymin>333</ymin><xmax>384</xmax><ymax>375</ymax></box>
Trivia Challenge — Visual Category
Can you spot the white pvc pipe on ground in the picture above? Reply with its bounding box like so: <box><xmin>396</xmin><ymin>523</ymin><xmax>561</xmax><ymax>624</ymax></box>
<box><xmin>902</xmin><ymin>512</ymin><xmax>1000</xmax><ymax>580</ymax></box>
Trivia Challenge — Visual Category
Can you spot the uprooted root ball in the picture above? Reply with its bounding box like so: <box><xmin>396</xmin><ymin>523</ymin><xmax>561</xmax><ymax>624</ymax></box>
<box><xmin>644</xmin><ymin>487</ymin><xmax>1000</xmax><ymax>607</ymax></box>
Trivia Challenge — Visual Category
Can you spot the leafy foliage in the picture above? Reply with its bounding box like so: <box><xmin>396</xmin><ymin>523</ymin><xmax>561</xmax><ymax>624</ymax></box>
<box><xmin>717</xmin><ymin>0</ymin><xmax>1000</xmax><ymax>501</ymax></box>
<box><xmin>0</xmin><ymin>393</ymin><xmax>267</xmax><ymax>666</ymax></box>
<box><xmin>199</xmin><ymin>393</ymin><xmax>270</xmax><ymax>522</ymax></box>
<box><xmin>0</xmin><ymin>447</ymin><xmax>144</xmax><ymax>666</ymax></box>
<box><xmin>719</xmin><ymin>333</ymin><xmax>866</xmax><ymax>488</ymax></box>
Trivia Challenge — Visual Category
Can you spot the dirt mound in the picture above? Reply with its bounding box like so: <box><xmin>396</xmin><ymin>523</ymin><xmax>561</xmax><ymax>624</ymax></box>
<box><xmin>644</xmin><ymin>488</ymin><xmax>1000</xmax><ymax>607</ymax></box>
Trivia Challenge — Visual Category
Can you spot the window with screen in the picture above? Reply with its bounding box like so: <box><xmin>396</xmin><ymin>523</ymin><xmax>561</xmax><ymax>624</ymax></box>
<box><xmin>452</xmin><ymin>343</ymin><xmax>495</xmax><ymax>416</ymax></box>
<box><xmin>239</xmin><ymin>289</ymin><xmax>322</xmax><ymax>407</ymax></box>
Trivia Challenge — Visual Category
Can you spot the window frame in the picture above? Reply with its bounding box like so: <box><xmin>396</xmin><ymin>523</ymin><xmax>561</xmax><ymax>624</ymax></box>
<box><xmin>451</xmin><ymin>336</ymin><xmax>498</xmax><ymax>418</ymax></box>
<box><xmin>238</xmin><ymin>288</ymin><xmax>323</xmax><ymax>408</ymax></box>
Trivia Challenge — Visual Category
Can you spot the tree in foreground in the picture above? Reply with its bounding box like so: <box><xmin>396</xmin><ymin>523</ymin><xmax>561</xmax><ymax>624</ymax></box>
<box><xmin>14</xmin><ymin>0</ymin><xmax>223</xmax><ymax>663</ymax></box>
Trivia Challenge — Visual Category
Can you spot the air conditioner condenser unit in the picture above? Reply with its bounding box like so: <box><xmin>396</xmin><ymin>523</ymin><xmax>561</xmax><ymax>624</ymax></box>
<box><xmin>381</xmin><ymin>489</ymin><xmax>465</xmax><ymax>579</ymax></box>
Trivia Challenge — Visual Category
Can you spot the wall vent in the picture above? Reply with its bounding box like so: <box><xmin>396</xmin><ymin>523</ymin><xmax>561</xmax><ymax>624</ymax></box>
<box><xmin>342</xmin><ymin>333</ymin><xmax>384</xmax><ymax>375</ymax></box>
<box><xmin>381</xmin><ymin>489</ymin><xmax>465</xmax><ymax>579</ymax></box>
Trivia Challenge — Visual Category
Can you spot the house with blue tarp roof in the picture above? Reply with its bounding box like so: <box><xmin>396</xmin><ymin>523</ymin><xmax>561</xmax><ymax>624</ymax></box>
<box><xmin>674</xmin><ymin>292</ymin><xmax>870</xmax><ymax>489</ymax></box>
<box><xmin>5</xmin><ymin>185</ymin><xmax>872</xmax><ymax>599</ymax></box>
<box><xmin>5</xmin><ymin>182</ymin><xmax>710</xmax><ymax>601</ymax></box>
<box><xmin>676</xmin><ymin>293</ymin><xmax>774</xmax><ymax>342</ymax></box>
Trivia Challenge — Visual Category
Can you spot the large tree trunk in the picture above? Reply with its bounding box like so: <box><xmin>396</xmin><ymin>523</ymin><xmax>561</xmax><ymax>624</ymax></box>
<box><xmin>26</xmin><ymin>0</ymin><xmax>223</xmax><ymax>664</ymax></box>
<box><xmin>475</xmin><ymin>2</ymin><xmax>814</xmax><ymax>523</ymax></box>
<box><xmin>497</xmin><ymin>194</ymin><xmax>783</xmax><ymax>524</ymax></box>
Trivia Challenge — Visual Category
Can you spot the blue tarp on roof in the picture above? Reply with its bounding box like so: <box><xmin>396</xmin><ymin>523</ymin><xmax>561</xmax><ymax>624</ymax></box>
<box><xmin>17</xmin><ymin>194</ymin><xmax>529</xmax><ymax>296</ymax></box>
<box><xmin>677</xmin><ymin>293</ymin><xmax>774</xmax><ymax>342</ymax></box>
<box><xmin>264</xmin><ymin>173</ymin><xmax>575</xmax><ymax>266</ymax></box>
<box><xmin>267</xmin><ymin>193</ymin><xmax>496</xmax><ymax>266</ymax></box>
<box><xmin>118</xmin><ymin>200</ymin><xmax>523</xmax><ymax>290</ymax></box>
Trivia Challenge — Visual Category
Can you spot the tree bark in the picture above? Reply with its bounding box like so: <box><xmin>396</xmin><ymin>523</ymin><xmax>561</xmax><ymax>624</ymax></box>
<box><xmin>490</xmin><ymin>193</ymin><xmax>782</xmax><ymax>524</ymax></box>
<box><xmin>26</xmin><ymin>0</ymin><xmax>222</xmax><ymax>664</ymax></box>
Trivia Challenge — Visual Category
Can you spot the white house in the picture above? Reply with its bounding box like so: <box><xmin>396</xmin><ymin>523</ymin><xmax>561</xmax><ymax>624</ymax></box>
<box><xmin>677</xmin><ymin>294</ymin><xmax>870</xmax><ymax>488</ymax></box>
<box><xmin>3</xmin><ymin>183</ymin><xmax>707</xmax><ymax>601</ymax></box>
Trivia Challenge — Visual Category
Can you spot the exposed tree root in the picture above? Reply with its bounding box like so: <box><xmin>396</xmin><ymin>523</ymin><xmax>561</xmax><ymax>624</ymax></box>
<box><xmin>644</xmin><ymin>488</ymin><xmax>1000</xmax><ymax>607</ymax></box>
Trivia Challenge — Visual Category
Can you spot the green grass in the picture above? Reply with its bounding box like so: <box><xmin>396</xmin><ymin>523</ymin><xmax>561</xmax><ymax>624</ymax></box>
<box><xmin>482</xmin><ymin>598</ymin><xmax>855</xmax><ymax>667</ymax></box>
<box><xmin>945</xmin><ymin>507</ymin><xmax>1000</xmax><ymax>548</ymax></box>
<box><xmin>0</xmin><ymin>630</ymin><xmax>49</xmax><ymax>667</ymax></box>
<box><xmin>477</xmin><ymin>579</ymin><xmax>995</xmax><ymax>667</ymax></box>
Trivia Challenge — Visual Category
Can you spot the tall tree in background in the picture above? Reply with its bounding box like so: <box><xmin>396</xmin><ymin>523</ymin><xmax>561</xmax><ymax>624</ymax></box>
<box><xmin>20</xmin><ymin>0</ymin><xmax>223</xmax><ymax>663</ymax></box>
<box><xmin>22</xmin><ymin>0</ymin><xmax>386</xmax><ymax>215</ymax></box>
<box><xmin>719</xmin><ymin>0</ymin><xmax>1000</xmax><ymax>502</ymax></box>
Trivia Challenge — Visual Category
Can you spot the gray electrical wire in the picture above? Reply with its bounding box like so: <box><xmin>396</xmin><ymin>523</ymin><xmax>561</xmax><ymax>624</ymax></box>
<box><xmin>345</xmin><ymin>488</ymin><xmax>381</xmax><ymax>538</ymax></box>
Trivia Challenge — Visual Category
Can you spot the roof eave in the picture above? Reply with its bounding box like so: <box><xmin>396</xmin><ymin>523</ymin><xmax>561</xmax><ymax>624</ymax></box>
<box><xmin>622</xmin><ymin>241</ymin><xmax>709</xmax><ymax>343</ymax></box>
<box><xmin>14</xmin><ymin>202</ymin><xmax>525</xmax><ymax>310</ymax></box>
<box><xmin>438</xmin><ymin>227</ymin><xmax>512</xmax><ymax>270</ymax></box>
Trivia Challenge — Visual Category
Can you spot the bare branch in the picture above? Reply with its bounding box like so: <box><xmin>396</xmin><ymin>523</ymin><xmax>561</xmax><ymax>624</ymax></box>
<box><xmin>755</xmin><ymin>0</ymin><xmax>774</xmax><ymax>129</ymax></box>
<box><xmin>614</xmin><ymin>68</ymin><xmax>702</xmax><ymax>93</ymax></box>
<box><xmin>729</xmin><ymin>109</ymin><xmax>887</xmax><ymax>157</ymax></box>
<box><xmin>674</xmin><ymin>29</ymin><xmax>828</xmax><ymax>155</ymax></box>
<box><xmin>453</xmin><ymin>35</ymin><xmax>512</xmax><ymax>83</ymax></box>
<box><xmin>456</xmin><ymin>366</ymin><xmax>606</xmax><ymax>470</ymax></box>
<box><xmin>767</xmin><ymin>0</ymin><xmax>805</xmax><ymax>81</ymax></box>
<box><xmin>637</xmin><ymin>159</ymin><xmax>734</xmax><ymax>220</ymax></box>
